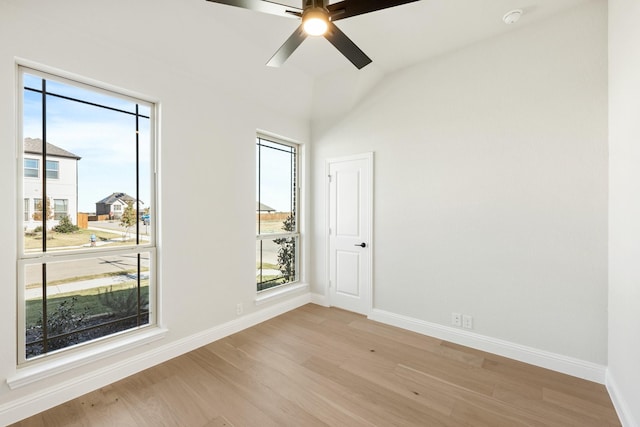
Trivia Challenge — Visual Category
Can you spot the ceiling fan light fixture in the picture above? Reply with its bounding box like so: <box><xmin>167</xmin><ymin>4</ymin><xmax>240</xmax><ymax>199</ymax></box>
<box><xmin>302</xmin><ymin>8</ymin><xmax>329</xmax><ymax>36</ymax></box>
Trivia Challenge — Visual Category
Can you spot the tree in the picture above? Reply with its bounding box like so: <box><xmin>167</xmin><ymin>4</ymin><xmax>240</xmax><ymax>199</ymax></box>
<box><xmin>32</xmin><ymin>197</ymin><xmax>53</xmax><ymax>223</ymax></box>
<box><xmin>119</xmin><ymin>201</ymin><xmax>137</xmax><ymax>241</ymax></box>
<box><xmin>274</xmin><ymin>214</ymin><xmax>296</xmax><ymax>283</ymax></box>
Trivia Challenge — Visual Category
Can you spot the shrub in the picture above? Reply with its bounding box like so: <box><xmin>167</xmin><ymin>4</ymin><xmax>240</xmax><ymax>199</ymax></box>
<box><xmin>98</xmin><ymin>285</ymin><xmax>147</xmax><ymax>317</ymax></box>
<box><xmin>274</xmin><ymin>215</ymin><xmax>296</xmax><ymax>282</ymax></box>
<box><xmin>26</xmin><ymin>296</ymin><xmax>89</xmax><ymax>356</ymax></box>
<box><xmin>33</xmin><ymin>226</ymin><xmax>43</xmax><ymax>233</ymax></box>
<box><xmin>46</xmin><ymin>297</ymin><xmax>88</xmax><ymax>337</ymax></box>
<box><xmin>52</xmin><ymin>215</ymin><xmax>79</xmax><ymax>233</ymax></box>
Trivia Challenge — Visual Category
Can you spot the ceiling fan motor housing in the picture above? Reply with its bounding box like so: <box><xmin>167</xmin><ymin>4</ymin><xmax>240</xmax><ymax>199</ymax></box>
<box><xmin>305</xmin><ymin>0</ymin><xmax>327</xmax><ymax>10</ymax></box>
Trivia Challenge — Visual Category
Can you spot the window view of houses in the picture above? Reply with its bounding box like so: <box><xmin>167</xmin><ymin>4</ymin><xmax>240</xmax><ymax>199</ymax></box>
<box><xmin>22</xmin><ymin>136</ymin><xmax>150</xmax><ymax>252</ymax></box>
<box><xmin>19</xmin><ymin>69</ymin><xmax>155</xmax><ymax>360</ymax></box>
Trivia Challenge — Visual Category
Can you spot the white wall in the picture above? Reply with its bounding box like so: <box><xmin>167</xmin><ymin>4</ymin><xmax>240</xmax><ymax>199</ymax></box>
<box><xmin>608</xmin><ymin>0</ymin><xmax>640</xmax><ymax>425</ymax></box>
<box><xmin>312</xmin><ymin>0</ymin><xmax>608</xmax><ymax>366</ymax></box>
<box><xmin>0</xmin><ymin>0</ymin><xmax>312</xmax><ymax>423</ymax></box>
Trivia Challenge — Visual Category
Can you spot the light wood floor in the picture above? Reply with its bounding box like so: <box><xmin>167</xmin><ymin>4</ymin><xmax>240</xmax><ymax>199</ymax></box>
<box><xmin>13</xmin><ymin>304</ymin><xmax>620</xmax><ymax>426</ymax></box>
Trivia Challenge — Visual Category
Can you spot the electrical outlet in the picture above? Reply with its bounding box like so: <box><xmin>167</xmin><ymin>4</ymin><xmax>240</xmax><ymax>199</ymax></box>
<box><xmin>452</xmin><ymin>312</ymin><xmax>462</xmax><ymax>327</ymax></box>
<box><xmin>236</xmin><ymin>303</ymin><xmax>243</xmax><ymax>316</ymax></box>
<box><xmin>462</xmin><ymin>314</ymin><xmax>473</xmax><ymax>329</ymax></box>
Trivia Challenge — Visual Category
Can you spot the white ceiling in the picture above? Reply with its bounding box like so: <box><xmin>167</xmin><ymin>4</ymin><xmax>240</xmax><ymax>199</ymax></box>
<box><xmin>200</xmin><ymin>0</ymin><xmax>593</xmax><ymax>78</ymax></box>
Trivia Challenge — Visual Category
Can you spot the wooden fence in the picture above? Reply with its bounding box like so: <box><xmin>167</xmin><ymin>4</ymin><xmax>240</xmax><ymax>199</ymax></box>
<box><xmin>257</xmin><ymin>212</ymin><xmax>292</xmax><ymax>221</ymax></box>
<box><xmin>77</xmin><ymin>213</ymin><xmax>89</xmax><ymax>229</ymax></box>
<box><xmin>87</xmin><ymin>214</ymin><xmax>110</xmax><ymax>222</ymax></box>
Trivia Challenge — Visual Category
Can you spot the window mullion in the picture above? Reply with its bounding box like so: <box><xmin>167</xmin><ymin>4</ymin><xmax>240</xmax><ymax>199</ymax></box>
<box><xmin>41</xmin><ymin>79</ymin><xmax>47</xmax><ymax>251</ymax></box>
<box><xmin>41</xmin><ymin>263</ymin><xmax>48</xmax><ymax>353</ymax></box>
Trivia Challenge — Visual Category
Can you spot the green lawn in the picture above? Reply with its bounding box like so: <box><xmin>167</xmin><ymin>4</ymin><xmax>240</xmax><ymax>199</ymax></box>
<box><xmin>256</xmin><ymin>262</ymin><xmax>279</xmax><ymax>270</ymax></box>
<box><xmin>25</xmin><ymin>280</ymin><xmax>149</xmax><ymax>327</ymax></box>
<box><xmin>24</xmin><ymin>228</ymin><xmax>125</xmax><ymax>251</ymax></box>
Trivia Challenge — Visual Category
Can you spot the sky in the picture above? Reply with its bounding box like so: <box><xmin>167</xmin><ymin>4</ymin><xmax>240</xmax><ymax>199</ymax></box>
<box><xmin>23</xmin><ymin>73</ymin><xmax>152</xmax><ymax>213</ymax></box>
<box><xmin>23</xmin><ymin>73</ymin><xmax>295</xmax><ymax>215</ymax></box>
<box><xmin>256</xmin><ymin>138</ymin><xmax>296</xmax><ymax>213</ymax></box>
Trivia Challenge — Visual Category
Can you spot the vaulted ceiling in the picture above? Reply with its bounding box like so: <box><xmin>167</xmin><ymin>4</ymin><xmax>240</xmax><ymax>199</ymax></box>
<box><xmin>5</xmin><ymin>0</ymin><xmax>594</xmax><ymax>126</ymax></box>
<box><xmin>202</xmin><ymin>0</ymin><xmax>592</xmax><ymax>77</ymax></box>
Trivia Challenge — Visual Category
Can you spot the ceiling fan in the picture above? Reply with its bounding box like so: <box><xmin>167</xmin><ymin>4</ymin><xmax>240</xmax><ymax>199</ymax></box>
<box><xmin>205</xmin><ymin>0</ymin><xmax>420</xmax><ymax>69</ymax></box>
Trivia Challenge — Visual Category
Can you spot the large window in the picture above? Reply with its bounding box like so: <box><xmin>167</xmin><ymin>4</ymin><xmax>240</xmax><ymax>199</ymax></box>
<box><xmin>18</xmin><ymin>67</ymin><xmax>156</xmax><ymax>362</ymax></box>
<box><xmin>256</xmin><ymin>136</ymin><xmax>299</xmax><ymax>291</ymax></box>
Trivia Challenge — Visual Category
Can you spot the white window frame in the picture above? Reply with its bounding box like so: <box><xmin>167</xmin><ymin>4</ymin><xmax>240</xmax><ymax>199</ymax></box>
<box><xmin>16</xmin><ymin>65</ymin><xmax>159</xmax><ymax>368</ymax></box>
<box><xmin>255</xmin><ymin>134</ymin><xmax>300</xmax><ymax>294</ymax></box>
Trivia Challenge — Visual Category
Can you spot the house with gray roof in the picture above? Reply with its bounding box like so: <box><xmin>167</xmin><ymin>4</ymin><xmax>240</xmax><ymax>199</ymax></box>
<box><xmin>256</xmin><ymin>201</ymin><xmax>275</xmax><ymax>212</ymax></box>
<box><xmin>23</xmin><ymin>138</ymin><xmax>81</xmax><ymax>230</ymax></box>
<box><xmin>96</xmin><ymin>192</ymin><xmax>144</xmax><ymax>219</ymax></box>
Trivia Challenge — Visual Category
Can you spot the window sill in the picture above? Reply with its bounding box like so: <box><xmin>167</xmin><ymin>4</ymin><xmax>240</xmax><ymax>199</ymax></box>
<box><xmin>255</xmin><ymin>282</ymin><xmax>309</xmax><ymax>306</ymax></box>
<box><xmin>7</xmin><ymin>327</ymin><xmax>168</xmax><ymax>390</ymax></box>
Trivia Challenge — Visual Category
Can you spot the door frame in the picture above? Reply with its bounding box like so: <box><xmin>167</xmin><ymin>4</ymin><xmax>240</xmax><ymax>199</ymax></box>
<box><xmin>325</xmin><ymin>152</ymin><xmax>374</xmax><ymax>315</ymax></box>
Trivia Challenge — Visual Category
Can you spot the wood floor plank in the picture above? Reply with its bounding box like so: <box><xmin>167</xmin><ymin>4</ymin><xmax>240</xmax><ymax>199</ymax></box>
<box><xmin>302</xmin><ymin>355</ymin><xmax>458</xmax><ymax>426</ymax></box>
<box><xmin>11</xmin><ymin>304</ymin><xmax>621</xmax><ymax>427</ymax></box>
<box><xmin>190</xmin><ymin>348</ymin><xmax>328</xmax><ymax>427</ymax></box>
<box><xmin>76</xmin><ymin>386</ymin><xmax>139</xmax><ymax>427</ymax></box>
<box><xmin>202</xmin><ymin>416</ymin><xmax>234</xmax><ymax>427</ymax></box>
<box><xmin>204</xmin><ymin>342</ymin><xmax>374</xmax><ymax>426</ymax></box>
<box><xmin>233</xmin><ymin>338</ymin><xmax>394</xmax><ymax>426</ymax></box>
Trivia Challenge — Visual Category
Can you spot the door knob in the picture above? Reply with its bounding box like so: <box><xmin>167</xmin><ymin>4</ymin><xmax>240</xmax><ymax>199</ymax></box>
<box><xmin>354</xmin><ymin>242</ymin><xmax>367</xmax><ymax>248</ymax></box>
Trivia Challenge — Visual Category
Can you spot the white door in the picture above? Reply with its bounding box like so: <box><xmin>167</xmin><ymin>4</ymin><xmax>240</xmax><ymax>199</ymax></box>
<box><xmin>328</xmin><ymin>153</ymin><xmax>372</xmax><ymax>315</ymax></box>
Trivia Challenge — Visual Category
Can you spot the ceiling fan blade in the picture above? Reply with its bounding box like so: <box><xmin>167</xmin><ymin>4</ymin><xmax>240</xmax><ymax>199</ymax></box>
<box><xmin>266</xmin><ymin>25</ymin><xmax>307</xmax><ymax>67</ymax></box>
<box><xmin>327</xmin><ymin>0</ymin><xmax>420</xmax><ymax>21</ymax></box>
<box><xmin>324</xmin><ymin>22</ymin><xmax>372</xmax><ymax>69</ymax></box>
<box><xmin>205</xmin><ymin>0</ymin><xmax>301</xmax><ymax>18</ymax></box>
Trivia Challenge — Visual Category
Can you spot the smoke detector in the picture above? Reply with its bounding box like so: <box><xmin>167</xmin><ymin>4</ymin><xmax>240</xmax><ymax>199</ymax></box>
<box><xmin>503</xmin><ymin>9</ymin><xmax>523</xmax><ymax>24</ymax></box>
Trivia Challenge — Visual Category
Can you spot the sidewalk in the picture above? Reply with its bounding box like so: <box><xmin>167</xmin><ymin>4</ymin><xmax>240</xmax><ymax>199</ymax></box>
<box><xmin>88</xmin><ymin>226</ymin><xmax>150</xmax><ymax>242</ymax></box>
<box><xmin>25</xmin><ymin>272</ymin><xmax>150</xmax><ymax>300</ymax></box>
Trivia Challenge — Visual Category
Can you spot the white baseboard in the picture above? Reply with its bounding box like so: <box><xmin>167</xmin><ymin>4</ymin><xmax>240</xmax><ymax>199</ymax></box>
<box><xmin>368</xmin><ymin>308</ymin><xmax>607</xmax><ymax>384</ymax></box>
<box><xmin>0</xmin><ymin>293</ymin><xmax>311</xmax><ymax>426</ymax></box>
<box><xmin>606</xmin><ymin>371</ymin><xmax>638</xmax><ymax>427</ymax></box>
<box><xmin>310</xmin><ymin>292</ymin><xmax>329</xmax><ymax>306</ymax></box>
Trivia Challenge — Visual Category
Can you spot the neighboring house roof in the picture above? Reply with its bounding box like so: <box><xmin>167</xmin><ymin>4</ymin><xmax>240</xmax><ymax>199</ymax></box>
<box><xmin>24</xmin><ymin>138</ymin><xmax>81</xmax><ymax>160</ymax></box>
<box><xmin>97</xmin><ymin>192</ymin><xmax>143</xmax><ymax>205</ymax></box>
<box><xmin>256</xmin><ymin>202</ymin><xmax>276</xmax><ymax>212</ymax></box>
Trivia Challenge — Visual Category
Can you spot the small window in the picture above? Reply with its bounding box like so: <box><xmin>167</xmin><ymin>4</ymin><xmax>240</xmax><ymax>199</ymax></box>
<box><xmin>46</xmin><ymin>160</ymin><xmax>59</xmax><ymax>179</ymax></box>
<box><xmin>24</xmin><ymin>159</ymin><xmax>39</xmax><ymax>178</ymax></box>
<box><xmin>32</xmin><ymin>198</ymin><xmax>43</xmax><ymax>222</ymax></box>
<box><xmin>256</xmin><ymin>136</ymin><xmax>299</xmax><ymax>292</ymax></box>
<box><xmin>24</xmin><ymin>198</ymin><xmax>29</xmax><ymax>222</ymax></box>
